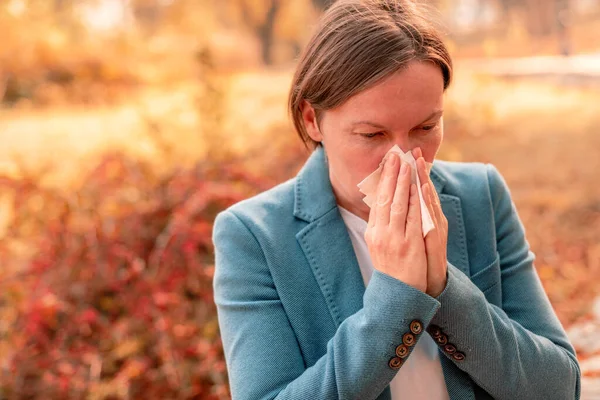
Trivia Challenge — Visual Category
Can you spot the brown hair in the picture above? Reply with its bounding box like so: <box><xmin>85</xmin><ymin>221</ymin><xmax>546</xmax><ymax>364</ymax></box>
<box><xmin>288</xmin><ymin>0</ymin><xmax>453</xmax><ymax>149</ymax></box>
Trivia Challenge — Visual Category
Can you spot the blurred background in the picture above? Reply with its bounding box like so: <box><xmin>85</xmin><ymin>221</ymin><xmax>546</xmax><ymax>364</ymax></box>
<box><xmin>0</xmin><ymin>0</ymin><xmax>599</xmax><ymax>398</ymax></box>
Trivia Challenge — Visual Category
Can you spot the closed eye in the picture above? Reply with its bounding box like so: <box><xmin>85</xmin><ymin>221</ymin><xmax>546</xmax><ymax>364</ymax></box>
<box><xmin>421</xmin><ymin>125</ymin><xmax>436</xmax><ymax>131</ymax></box>
<box><xmin>361</xmin><ymin>132</ymin><xmax>384</xmax><ymax>138</ymax></box>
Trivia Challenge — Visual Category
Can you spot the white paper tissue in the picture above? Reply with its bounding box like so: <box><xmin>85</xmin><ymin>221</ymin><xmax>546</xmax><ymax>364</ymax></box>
<box><xmin>356</xmin><ymin>145</ymin><xmax>435</xmax><ymax>237</ymax></box>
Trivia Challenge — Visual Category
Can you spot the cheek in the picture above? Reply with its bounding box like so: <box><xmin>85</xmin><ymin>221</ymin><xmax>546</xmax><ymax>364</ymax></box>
<box><xmin>339</xmin><ymin>143</ymin><xmax>384</xmax><ymax>172</ymax></box>
<box><xmin>328</xmin><ymin>138</ymin><xmax>393</xmax><ymax>188</ymax></box>
<box><xmin>343</xmin><ymin>155</ymin><xmax>383</xmax><ymax>191</ymax></box>
<box><xmin>418</xmin><ymin>130</ymin><xmax>443</xmax><ymax>162</ymax></box>
<box><xmin>355</xmin><ymin>149</ymin><xmax>388</xmax><ymax>177</ymax></box>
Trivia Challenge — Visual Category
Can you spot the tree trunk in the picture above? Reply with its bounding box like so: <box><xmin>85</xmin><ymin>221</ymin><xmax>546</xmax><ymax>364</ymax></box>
<box><xmin>525</xmin><ymin>0</ymin><xmax>556</xmax><ymax>36</ymax></box>
<box><xmin>556</xmin><ymin>0</ymin><xmax>572</xmax><ymax>55</ymax></box>
<box><xmin>311</xmin><ymin>0</ymin><xmax>335</xmax><ymax>10</ymax></box>
<box><xmin>257</xmin><ymin>0</ymin><xmax>281</xmax><ymax>65</ymax></box>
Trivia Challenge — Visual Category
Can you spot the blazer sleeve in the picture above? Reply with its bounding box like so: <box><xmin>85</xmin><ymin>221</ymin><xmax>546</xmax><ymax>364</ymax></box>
<box><xmin>212</xmin><ymin>209</ymin><xmax>442</xmax><ymax>400</ymax></box>
<box><xmin>428</xmin><ymin>164</ymin><xmax>581</xmax><ymax>400</ymax></box>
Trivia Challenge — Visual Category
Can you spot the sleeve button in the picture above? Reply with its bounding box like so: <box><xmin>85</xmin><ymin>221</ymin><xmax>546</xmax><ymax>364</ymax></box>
<box><xmin>402</xmin><ymin>332</ymin><xmax>416</xmax><ymax>347</ymax></box>
<box><xmin>443</xmin><ymin>343</ymin><xmax>457</xmax><ymax>354</ymax></box>
<box><xmin>435</xmin><ymin>333</ymin><xmax>448</xmax><ymax>345</ymax></box>
<box><xmin>395</xmin><ymin>344</ymin><xmax>409</xmax><ymax>358</ymax></box>
<box><xmin>427</xmin><ymin>325</ymin><xmax>443</xmax><ymax>339</ymax></box>
<box><xmin>389</xmin><ymin>357</ymin><xmax>404</xmax><ymax>369</ymax></box>
<box><xmin>452</xmin><ymin>352</ymin><xmax>466</xmax><ymax>361</ymax></box>
<box><xmin>409</xmin><ymin>320</ymin><xmax>423</xmax><ymax>335</ymax></box>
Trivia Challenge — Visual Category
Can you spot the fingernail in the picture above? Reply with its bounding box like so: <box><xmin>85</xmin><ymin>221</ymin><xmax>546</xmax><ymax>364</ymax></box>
<box><xmin>401</xmin><ymin>162</ymin><xmax>408</xmax><ymax>175</ymax></box>
<box><xmin>379</xmin><ymin>155</ymin><xmax>387</xmax><ymax>167</ymax></box>
<box><xmin>387</xmin><ymin>153</ymin><xmax>397</xmax><ymax>167</ymax></box>
<box><xmin>410</xmin><ymin>183</ymin><xmax>416</xmax><ymax>196</ymax></box>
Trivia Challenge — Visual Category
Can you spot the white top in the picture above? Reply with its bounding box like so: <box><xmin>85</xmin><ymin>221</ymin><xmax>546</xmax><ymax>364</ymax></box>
<box><xmin>338</xmin><ymin>206</ymin><xmax>450</xmax><ymax>400</ymax></box>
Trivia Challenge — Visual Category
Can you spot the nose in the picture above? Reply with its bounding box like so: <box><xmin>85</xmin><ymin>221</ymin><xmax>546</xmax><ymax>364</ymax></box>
<box><xmin>390</xmin><ymin>139</ymin><xmax>413</xmax><ymax>155</ymax></box>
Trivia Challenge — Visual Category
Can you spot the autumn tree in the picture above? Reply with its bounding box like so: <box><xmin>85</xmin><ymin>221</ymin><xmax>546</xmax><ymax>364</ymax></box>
<box><xmin>227</xmin><ymin>0</ymin><xmax>283</xmax><ymax>65</ymax></box>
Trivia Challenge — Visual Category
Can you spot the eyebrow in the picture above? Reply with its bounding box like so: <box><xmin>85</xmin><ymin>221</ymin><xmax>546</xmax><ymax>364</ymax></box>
<box><xmin>350</xmin><ymin>109</ymin><xmax>444</xmax><ymax>129</ymax></box>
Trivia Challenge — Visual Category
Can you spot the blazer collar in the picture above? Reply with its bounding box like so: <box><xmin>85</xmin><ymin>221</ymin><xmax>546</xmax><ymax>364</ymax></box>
<box><xmin>293</xmin><ymin>146</ymin><xmax>448</xmax><ymax>223</ymax></box>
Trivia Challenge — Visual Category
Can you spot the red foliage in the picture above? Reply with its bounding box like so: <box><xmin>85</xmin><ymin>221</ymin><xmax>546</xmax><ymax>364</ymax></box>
<box><xmin>0</xmin><ymin>152</ymin><xmax>282</xmax><ymax>399</ymax></box>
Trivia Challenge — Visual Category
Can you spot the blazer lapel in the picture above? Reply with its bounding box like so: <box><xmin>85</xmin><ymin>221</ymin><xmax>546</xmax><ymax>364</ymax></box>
<box><xmin>430</xmin><ymin>169</ymin><xmax>471</xmax><ymax>277</ymax></box>
<box><xmin>294</xmin><ymin>147</ymin><xmax>366</xmax><ymax>327</ymax></box>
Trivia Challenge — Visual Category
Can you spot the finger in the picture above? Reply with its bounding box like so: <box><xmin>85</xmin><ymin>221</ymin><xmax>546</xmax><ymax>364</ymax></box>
<box><xmin>430</xmin><ymin>183</ymin><xmax>444</xmax><ymax>225</ymax></box>
<box><xmin>422</xmin><ymin>182</ymin><xmax>445</xmax><ymax>273</ymax></box>
<box><xmin>422</xmin><ymin>182</ymin><xmax>437</xmax><ymax>229</ymax></box>
<box><xmin>411</xmin><ymin>146</ymin><xmax>423</xmax><ymax>160</ymax></box>
<box><xmin>416</xmin><ymin>156</ymin><xmax>429</xmax><ymax>192</ymax></box>
<box><xmin>405</xmin><ymin>183</ymin><xmax>423</xmax><ymax>236</ymax></box>
<box><xmin>424</xmin><ymin>194</ymin><xmax>445</xmax><ymax>270</ymax></box>
<box><xmin>419</xmin><ymin>157</ymin><xmax>444</xmax><ymax>225</ymax></box>
<box><xmin>376</xmin><ymin>153</ymin><xmax>400</xmax><ymax>227</ymax></box>
<box><xmin>417</xmin><ymin>156</ymin><xmax>436</xmax><ymax>201</ymax></box>
<box><xmin>389</xmin><ymin>159</ymin><xmax>411</xmax><ymax>234</ymax></box>
<box><xmin>367</xmin><ymin>194</ymin><xmax>377</xmax><ymax>229</ymax></box>
<box><xmin>424</xmin><ymin>225</ymin><xmax>444</xmax><ymax>278</ymax></box>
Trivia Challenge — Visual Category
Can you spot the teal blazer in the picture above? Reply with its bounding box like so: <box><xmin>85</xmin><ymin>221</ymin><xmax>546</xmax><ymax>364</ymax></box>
<box><xmin>212</xmin><ymin>146</ymin><xmax>581</xmax><ymax>400</ymax></box>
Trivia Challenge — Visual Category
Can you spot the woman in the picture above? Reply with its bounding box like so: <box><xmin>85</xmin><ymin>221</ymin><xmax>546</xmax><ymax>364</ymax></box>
<box><xmin>212</xmin><ymin>0</ymin><xmax>581</xmax><ymax>399</ymax></box>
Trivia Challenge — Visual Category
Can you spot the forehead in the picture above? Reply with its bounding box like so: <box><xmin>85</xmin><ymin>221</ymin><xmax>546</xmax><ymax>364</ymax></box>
<box><xmin>330</xmin><ymin>61</ymin><xmax>445</xmax><ymax>127</ymax></box>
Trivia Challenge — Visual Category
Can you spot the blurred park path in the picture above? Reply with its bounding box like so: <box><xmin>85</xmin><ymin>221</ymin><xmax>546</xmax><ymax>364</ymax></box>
<box><xmin>0</xmin><ymin>84</ymin><xmax>203</xmax><ymax>186</ymax></box>
<box><xmin>463</xmin><ymin>53</ymin><xmax>600</xmax><ymax>83</ymax></box>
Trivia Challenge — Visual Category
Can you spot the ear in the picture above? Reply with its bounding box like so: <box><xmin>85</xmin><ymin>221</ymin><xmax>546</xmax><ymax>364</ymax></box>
<box><xmin>300</xmin><ymin>100</ymin><xmax>324</xmax><ymax>143</ymax></box>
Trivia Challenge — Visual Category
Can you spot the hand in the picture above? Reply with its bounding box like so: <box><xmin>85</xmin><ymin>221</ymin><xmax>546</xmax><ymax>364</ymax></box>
<box><xmin>364</xmin><ymin>153</ymin><xmax>428</xmax><ymax>293</ymax></box>
<box><xmin>412</xmin><ymin>148</ymin><xmax>448</xmax><ymax>298</ymax></box>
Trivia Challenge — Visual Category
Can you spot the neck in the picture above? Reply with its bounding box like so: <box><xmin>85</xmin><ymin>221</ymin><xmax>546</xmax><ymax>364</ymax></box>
<box><xmin>330</xmin><ymin>174</ymin><xmax>370</xmax><ymax>223</ymax></box>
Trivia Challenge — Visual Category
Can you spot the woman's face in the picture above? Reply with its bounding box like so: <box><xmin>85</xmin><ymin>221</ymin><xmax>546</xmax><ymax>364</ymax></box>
<box><xmin>301</xmin><ymin>60</ymin><xmax>446</xmax><ymax>222</ymax></box>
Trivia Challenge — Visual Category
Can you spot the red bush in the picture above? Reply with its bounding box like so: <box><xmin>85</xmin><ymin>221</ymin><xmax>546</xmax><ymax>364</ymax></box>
<box><xmin>0</xmin><ymin>151</ymin><xmax>286</xmax><ymax>399</ymax></box>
